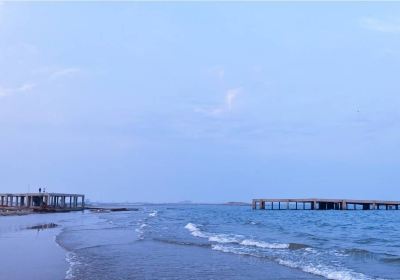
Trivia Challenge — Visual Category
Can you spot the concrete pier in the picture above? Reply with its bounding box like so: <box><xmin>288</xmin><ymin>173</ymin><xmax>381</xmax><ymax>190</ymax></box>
<box><xmin>252</xmin><ymin>198</ymin><xmax>400</xmax><ymax>210</ymax></box>
<box><xmin>0</xmin><ymin>193</ymin><xmax>85</xmax><ymax>211</ymax></box>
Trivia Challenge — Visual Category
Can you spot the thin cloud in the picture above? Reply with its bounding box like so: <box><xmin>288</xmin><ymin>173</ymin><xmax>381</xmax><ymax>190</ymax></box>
<box><xmin>17</xmin><ymin>83</ymin><xmax>36</xmax><ymax>92</ymax></box>
<box><xmin>50</xmin><ymin>67</ymin><xmax>82</xmax><ymax>80</ymax></box>
<box><xmin>0</xmin><ymin>82</ymin><xmax>37</xmax><ymax>98</ymax></box>
<box><xmin>0</xmin><ymin>66</ymin><xmax>83</xmax><ymax>98</ymax></box>
<box><xmin>360</xmin><ymin>17</ymin><xmax>400</xmax><ymax>33</ymax></box>
<box><xmin>226</xmin><ymin>88</ymin><xmax>240</xmax><ymax>111</ymax></box>
<box><xmin>195</xmin><ymin>87</ymin><xmax>242</xmax><ymax>117</ymax></box>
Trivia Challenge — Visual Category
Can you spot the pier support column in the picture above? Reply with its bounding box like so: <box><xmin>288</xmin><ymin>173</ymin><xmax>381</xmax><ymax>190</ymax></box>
<box><xmin>260</xmin><ymin>201</ymin><xmax>265</xmax><ymax>210</ymax></box>
<box><xmin>362</xmin><ymin>204</ymin><xmax>370</xmax><ymax>210</ymax></box>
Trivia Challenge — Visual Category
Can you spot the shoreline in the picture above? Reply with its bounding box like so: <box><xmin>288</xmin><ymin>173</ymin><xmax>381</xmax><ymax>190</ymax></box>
<box><xmin>0</xmin><ymin>206</ymin><xmax>136</xmax><ymax>217</ymax></box>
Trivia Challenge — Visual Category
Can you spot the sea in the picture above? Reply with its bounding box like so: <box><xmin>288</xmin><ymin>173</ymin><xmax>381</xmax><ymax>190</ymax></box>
<box><xmin>3</xmin><ymin>204</ymin><xmax>400</xmax><ymax>279</ymax></box>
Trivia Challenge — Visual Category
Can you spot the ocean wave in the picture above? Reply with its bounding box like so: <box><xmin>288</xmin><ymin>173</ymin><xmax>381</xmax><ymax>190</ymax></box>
<box><xmin>153</xmin><ymin>238</ymin><xmax>211</xmax><ymax>248</ymax></box>
<box><xmin>211</xmin><ymin>244</ymin><xmax>377</xmax><ymax>280</ymax></box>
<box><xmin>329</xmin><ymin>249</ymin><xmax>348</xmax><ymax>257</ymax></box>
<box><xmin>276</xmin><ymin>258</ymin><xmax>375</xmax><ymax>280</ymax></box>
<box><xmin>211</xmin><ymin>244</ymin><xmax>252</xmax><ymax>256</ymax></box>
<box><xmin>135</xmin><ymin>223</ymin><xmax>147</xmax><ymax>239</ymax></box>
<box><xmin>149</xmin><ymin>211</ymin><xmax>158</xmax><ymax>217</ymax></box>
<box><xmin>381</xmin><ymin>256</ymin><xmax>400</xmax><ymax>264</ymax></box>
<box><xmin>184</xmin><ymin>223</ymin><xmax>379</xmax><ymax>280</ymax></box>
<box><xmin>208</xmin><ymin>234</ymin><xmax>241</xmax><ymax>244</ymax></box>
<box><xmin>355</xmin><ymin>237</ymin><xmax>389</xmax><ymax>244</ymax></box>
<box><xmin>184</xmin><ymin>223</ymin><xmax>208</xmax><ymax>238</ymax></box>
<box><xmin>184</xmin><ymin>223</ymin><xmax>293</xmax><ymax>250</ymax></box>
<box><xmin>344</xmin><ymin>248</ymin><xmax>376</xmax><ymax>257</ymax></box>
<box><xmin>240</xmin><ymin>239</ymin><xmax>289</xmax><ymax>249</ymax></box>
<box><xmin>65</xmin><ymin>252</ymin><xmax>81</xmax><ymax>280</ymax></box>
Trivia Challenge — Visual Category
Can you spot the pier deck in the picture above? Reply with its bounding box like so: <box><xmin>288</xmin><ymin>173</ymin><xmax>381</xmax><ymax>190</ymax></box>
<box><xmin>252</xmin><ymin>198</ymin><xmax>400</xmax><ymax>210</ymax></box>
<box><xmin>0</xmin><ymin>192</ymin><xmax>85</xmax><ymax>210</ymax></box>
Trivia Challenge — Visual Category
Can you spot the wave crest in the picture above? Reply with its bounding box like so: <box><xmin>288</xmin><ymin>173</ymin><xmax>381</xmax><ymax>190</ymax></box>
<box><xmin>240</xmin><ymin>239</ymin><xmax>289</xmax><ymax>249</ymax></box>
<box><xmin>184</xmin><ymin>223</ymin><xmax>291</xmax><ymax>250</ymax></box>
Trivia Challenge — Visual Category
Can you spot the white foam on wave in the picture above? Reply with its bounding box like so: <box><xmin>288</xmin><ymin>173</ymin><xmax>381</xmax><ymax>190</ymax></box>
<box><xmin>135</xmin><ymin>223</ymin><xmax>147</xmax><ymax>240</ymax></box>
<box><xmin>149</xmin><ymin>211</ymin><xmax>158</xmax><ymax>217</ymax></box>
<box><xmin>211</xmin><ymin>244</ymin><xmax>249</xmax><ymax>255</ymax></box>
<box><xmin>135</xmin><ymin>223</ymin><xmax>147</xmax><ymax>231</ymax></box>
<box><xmin>332</xmin><ymin>250</ymin><xmax>349</xmax><ymax>257</ymax></box>
<box><xmin>208</xmin><ymin>234</ymin><xmax>240</xmax><ymax>244</ymax></box>
<box><xmin>184</xmin><ymin>223</ymin><xmax>208</xmax><ymax>238</ymax></box>
<box><xmin>240</xmin><ymin>239</ymin><xmax>289</xmax><ymax>249</ymax></box>
<box><xmin>184</xmin><ymin>224</ymin><xmax>378</xmax><ymax>280</ymax></box>
<box><xmin>184</xmin><ymin>223</ymin><xmax>289</xmax><ymax>250</ymax></box>
<box><xmin>212</xmin><ymin>243</ymin><xmax>376</xmax><ymax>280</ymax></box>
<box><xmin>304</xmin><ymin>247</ymin><xmax>318</xmax><ymax>253</ymax></box>
<box><xmin>185</xmin><ymin>223</ymin><xmax>242</xmax><ymax>242</ymax></box>
<box><xmin>276</xmin><ymin>259</ymin><xmax>375</xmax><ymax>280</ymax></box>
<box><xmin>65</xmin><ymin>252</ymin><xmax>81</xmax><ymax>280</ymax></box>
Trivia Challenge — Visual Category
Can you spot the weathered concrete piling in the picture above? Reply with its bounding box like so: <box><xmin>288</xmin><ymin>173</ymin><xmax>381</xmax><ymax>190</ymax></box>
<box><xmin>252</xmin><ymin>198</ymin><xmax>400</xmax><ymax>210</ymax></box>
<box><xmin>0</xmin><ymin>193</ymin><xmax>85</xmax><ymax>211</ymax></box>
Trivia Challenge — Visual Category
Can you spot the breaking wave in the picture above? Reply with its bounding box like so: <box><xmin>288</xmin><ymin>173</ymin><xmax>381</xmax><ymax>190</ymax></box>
<box><xmin>184</xmin><ymin>223</ymin><xmax>290</xmax><ymax>249</ymax></box>
<box><xmin>149</xmin><ymin>211</ymin><xmax>158</xmax><ymax>217</ymax></box>
<box><xmin>185</xmin><ymin>223</ymin><xmax>379</xmax><ymax>280</ymax></box>
<box><xmin>65</xmin><ymin>252</ymin><xmax>81</xmax><ymax>280</ymax></box>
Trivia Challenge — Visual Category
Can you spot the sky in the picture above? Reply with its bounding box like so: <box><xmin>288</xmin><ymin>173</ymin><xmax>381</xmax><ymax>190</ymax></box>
<box><xmin>1</xmin><ymin>2</ymin><xmax>400</xmax><ymax>202</ymax></box>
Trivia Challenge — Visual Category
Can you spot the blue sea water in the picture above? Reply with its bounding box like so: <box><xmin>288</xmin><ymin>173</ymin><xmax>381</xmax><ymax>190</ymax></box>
<box><xmin>56</xmin><ymin>205</ymin><xmax>400</xmax><ymax>280</ymax></box>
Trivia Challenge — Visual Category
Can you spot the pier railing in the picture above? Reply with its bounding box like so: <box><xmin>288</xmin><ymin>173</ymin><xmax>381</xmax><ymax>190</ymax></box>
<box><xmin>252</xmin><ymin>198</ymin><xmax>400</xmax><ymax>210</ymax></box>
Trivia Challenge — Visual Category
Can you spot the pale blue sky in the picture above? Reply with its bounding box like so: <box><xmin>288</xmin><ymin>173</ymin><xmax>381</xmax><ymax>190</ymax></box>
<box><xmin>1</xmin><ymin>2</ymin><xmax>400</xmax><ymax>202</ymax></box>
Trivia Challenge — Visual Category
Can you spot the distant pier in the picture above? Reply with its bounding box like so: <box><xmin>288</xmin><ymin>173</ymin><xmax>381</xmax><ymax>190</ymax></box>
<box><xmin>0</xmin><ymin>193</ymin><xmax>85</xmax><ymax>211</ymax></box>
<box><xmin>252</xmin><ymin>198</ymin><xmax>400</xmax><ymax>210</ymax></box>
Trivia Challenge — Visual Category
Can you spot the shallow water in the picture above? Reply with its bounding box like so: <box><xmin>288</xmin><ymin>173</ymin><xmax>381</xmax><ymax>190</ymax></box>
<box><xmin>55</xmin><ymin>205</ymin><xmax>400</xmax><ymax>280</ymax></box>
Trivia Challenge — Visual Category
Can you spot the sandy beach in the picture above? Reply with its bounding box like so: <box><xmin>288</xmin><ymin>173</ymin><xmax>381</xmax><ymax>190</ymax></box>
<box><xmin>0</xmin><ymin>214</ymin><xmax>71</xmax><ymax>280</ymax></box>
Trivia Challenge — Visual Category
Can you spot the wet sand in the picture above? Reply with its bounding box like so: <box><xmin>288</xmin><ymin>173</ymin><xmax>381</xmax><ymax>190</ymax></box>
<box><xmin>0</xmin><ymin>214</ymin><xmax>70</xmax><ymax>280</ymax></box>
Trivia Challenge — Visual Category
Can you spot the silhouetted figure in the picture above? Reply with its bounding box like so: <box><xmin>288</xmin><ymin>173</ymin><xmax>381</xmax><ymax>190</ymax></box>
<box><xmin>39</xmin><ymin>188</ymin><xmax>41</xmax><ymax>193</ymax></box>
